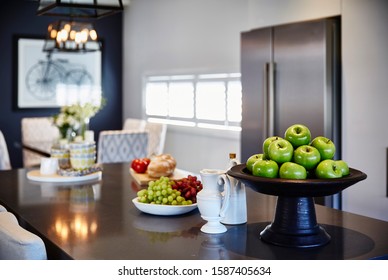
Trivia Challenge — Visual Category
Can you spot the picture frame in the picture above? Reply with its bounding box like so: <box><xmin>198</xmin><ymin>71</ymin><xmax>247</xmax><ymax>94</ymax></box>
<box><xmin>17</xmin><ymin>37</ymin><xmax>102</xmax><ymax>108</ymax></box>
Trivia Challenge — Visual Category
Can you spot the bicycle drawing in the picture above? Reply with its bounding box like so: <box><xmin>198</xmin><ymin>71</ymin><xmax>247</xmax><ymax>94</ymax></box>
<box><xmin>25</xmin><ymin>52</ymin><xmax>93</xmax><ymax>100</ymax></box>
<box><xmin>17</xmin><ymin>38</ymin><xmax>101</xmax><ymax>108</ymax></box>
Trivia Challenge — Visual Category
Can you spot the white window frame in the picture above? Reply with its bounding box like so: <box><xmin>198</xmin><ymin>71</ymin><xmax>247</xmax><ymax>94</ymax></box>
<box><xmin>142</xmin><ymin>73</ymin><xmax>242</xmax><ymax>132</ymax></box>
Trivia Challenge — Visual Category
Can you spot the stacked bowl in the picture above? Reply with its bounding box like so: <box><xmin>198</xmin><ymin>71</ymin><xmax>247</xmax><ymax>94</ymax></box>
<box><xmin>51</xmin><ymin>145</ymin><xmax>70</xmax><ymax>169</ymax></box>
<box><xmin>69</xmin><ymin>142</ymin><xmax>96</xmax><ymax>170</ymax></box>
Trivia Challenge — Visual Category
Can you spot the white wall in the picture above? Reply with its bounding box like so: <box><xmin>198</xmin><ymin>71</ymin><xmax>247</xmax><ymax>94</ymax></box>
<box><xmin>123</xmin><ymin>0</ymin><xmax>388</xmax><ymax>221</ymax></box>
<box><xmin>341</xmin><ymin>0</ymin><xmax>388</xmax><ymax>221</ymax></box>
<box><xmin>123</xmin><ymin>0</ymin><xmax>251</xmax><ymax>173</ymax></box>
<box><xmin>246</xmin><ymin>0</ymin><xmax>340</xmax><ymax>28</ymax></box>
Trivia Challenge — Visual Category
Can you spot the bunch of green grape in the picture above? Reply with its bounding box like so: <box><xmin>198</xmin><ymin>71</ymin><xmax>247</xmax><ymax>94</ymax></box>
<box><xmin>136</xmin><ymin>176</ymin><xmax>193</xmax><ymax>205</ymax></box>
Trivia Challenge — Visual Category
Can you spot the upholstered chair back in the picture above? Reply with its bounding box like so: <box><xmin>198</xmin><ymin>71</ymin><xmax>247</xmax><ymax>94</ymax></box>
<box><xmin>0</xmin><ymin>130</ymin><xmax>11</xmax><ymax>170</ymax></box>
<box><xmin>123</xmin><ymin>118</ymin><xmax>167</xmax><ymax>157</ymax></box>
<box><xmin>0</xmin><ymin>211</ymin><xmax>47</xmax><ymax>260</ymax></box>
<box><xmin>97</xmin><ymin>130</ymin><xmax>148</xmax><ymax>164</ymax></box>
<box><xmin>21</xmin><ymin>117</ymin><xmax>59</xmax><ymax>167</ymax></box>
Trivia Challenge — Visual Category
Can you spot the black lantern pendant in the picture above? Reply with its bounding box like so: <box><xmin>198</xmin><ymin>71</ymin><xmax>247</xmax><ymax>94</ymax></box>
<box><xmin>37</xmin><ymin>0</ymin><xmax>124</xmax><ymax>19</ymax></box>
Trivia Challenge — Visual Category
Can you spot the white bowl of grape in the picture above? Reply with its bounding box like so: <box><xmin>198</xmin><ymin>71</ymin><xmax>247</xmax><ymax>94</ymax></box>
<box><xmin>132</xmin><ymin>175</ymin><xmax>201</xmax><ymax>216</ymax></box>
<box><xmin>132</xmin><ymin>198</ymin><xmax>197</xmax><ymax>216</ymax></box>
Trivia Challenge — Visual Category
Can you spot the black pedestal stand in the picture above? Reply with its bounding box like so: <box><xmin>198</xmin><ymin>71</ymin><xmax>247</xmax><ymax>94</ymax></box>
<box><xmin>227</xmin><ymin>164</ymin><xmax>367</xmax><ymax>248</ymax></box>
<box><xmin>260</xmin><ymin>196</ymin><xmax>330</xmax><ymax>248</ymax></box>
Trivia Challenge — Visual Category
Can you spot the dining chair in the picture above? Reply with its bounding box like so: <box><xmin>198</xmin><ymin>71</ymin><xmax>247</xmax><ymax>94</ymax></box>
<box><xmin>122</xmin><ymin>118</ymin><xmax>147</xmax><ymax>131</ymax></box>
<box><xmin>144</xmin><ymin>121</ymin><xmax>167</xmax><ymax>156</ymax></box>
<box><xmin>0</xmin><ymin>211</ymin><xmax>47</xmax><ymax>260</ymax></box>
<box><xmin>21</xmin><ymin>117</ymin><xmax>60</xmax><ymax>167</ymax></box>
<box><xmin>0</xmin><ymin>204</ymin><xmax>7</xmax><ymax>212</ymax></box>
<box><xmin>123</xmin><ymin>119</ymin><xmax>167</xmax><ymax>157</ymax></box>
<box><xmin>0</xmin><ymin>130</ymin><xmax>11</xmax><ymax>170</ymax></box>
<box><xmin>97</xmin><ymin>130</ymin><xmax>148</xmax><ymax>164</ymax></box>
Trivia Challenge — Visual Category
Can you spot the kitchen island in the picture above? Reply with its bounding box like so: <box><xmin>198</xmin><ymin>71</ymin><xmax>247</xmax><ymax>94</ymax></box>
<box><xmin>0</xmin><ymin>163</ymin><xmax>387</xmax><ymax>260</ymax></box>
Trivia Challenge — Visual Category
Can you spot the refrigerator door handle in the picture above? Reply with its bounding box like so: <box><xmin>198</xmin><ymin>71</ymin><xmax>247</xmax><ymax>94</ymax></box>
<box><xmin>265</xmin><ymin>62</ymin><xmax>276</xmax><ymax>139</ymax></box>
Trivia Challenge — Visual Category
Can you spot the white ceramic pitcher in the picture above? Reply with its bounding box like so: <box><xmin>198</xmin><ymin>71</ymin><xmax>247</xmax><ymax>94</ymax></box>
<box><xmin>221</xmin><ymin>154</ymin><xmax>247</xmax><ymax>225</ymax></box>
<box><xmin>198</xmin><ymin>169</ymin><xmax>231</xmax><ymax>234</ymax></box>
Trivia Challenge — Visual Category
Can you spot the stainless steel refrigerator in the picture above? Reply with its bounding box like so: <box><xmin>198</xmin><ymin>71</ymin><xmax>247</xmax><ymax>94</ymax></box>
<box><xmin>240</xmin><ymin>17</ymin><xmax>341</xmax><ymax>207</ymax></box>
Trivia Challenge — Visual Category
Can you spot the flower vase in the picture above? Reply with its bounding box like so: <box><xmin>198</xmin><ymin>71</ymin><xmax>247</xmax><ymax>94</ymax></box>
<box><xmin>65</xmin><ymin>128</ymin><xmax>75</xmax><ymax>143</ymax></box>
<box><xmin>77</xmin><ymin>118</ymin><xmax>90</xmax><ymax>141</ymax></box>
<box><xmin>58</xmin><ymin>127</ymin><xmax>75</xmax><ymax>143</ymax></box>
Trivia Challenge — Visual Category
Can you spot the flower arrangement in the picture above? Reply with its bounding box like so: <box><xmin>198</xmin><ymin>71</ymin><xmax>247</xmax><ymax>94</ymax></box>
<box><xmin>53</xmin><ymin>100</ymin><xmax>105</xmax><ymax>141</ymax></box>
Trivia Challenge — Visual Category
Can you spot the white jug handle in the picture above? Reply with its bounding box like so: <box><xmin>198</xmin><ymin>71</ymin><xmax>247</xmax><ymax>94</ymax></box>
<box><xmin>218</xmin><ymin>174</ymin><xmax>231</xmax><ymax>218</ymax></box>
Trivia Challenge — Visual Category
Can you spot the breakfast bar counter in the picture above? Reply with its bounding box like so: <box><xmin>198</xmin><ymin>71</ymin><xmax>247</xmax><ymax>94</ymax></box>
<box><xmin>0</xmin><ymin>163</ymin><xmax>387</xmax><ymax>260</ymax></box>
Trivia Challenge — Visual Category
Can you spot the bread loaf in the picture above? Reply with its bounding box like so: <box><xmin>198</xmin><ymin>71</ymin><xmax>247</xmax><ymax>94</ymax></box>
<box><xmin>147</xmin><ymin>154</ymin><xmax>176</xmax><ymax>178</ymax></box>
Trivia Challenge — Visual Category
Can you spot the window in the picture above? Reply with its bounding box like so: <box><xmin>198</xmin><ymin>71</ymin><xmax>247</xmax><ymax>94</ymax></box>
<box><xmin>144</xmin><ymin>73</ymin><xmax>242</xmax><ymax>131</ymax></box>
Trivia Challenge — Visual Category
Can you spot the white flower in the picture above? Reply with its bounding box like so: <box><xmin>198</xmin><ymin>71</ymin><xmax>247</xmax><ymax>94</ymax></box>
<box><xmin>53</xmin><ymin>99</ymin><xmax>105</xmax><ymax>138</ymax></box>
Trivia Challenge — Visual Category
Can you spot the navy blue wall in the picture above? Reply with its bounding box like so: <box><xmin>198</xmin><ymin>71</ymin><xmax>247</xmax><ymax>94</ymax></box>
<box><xmin>0</xmin><ymin>0</ymin><xmax>123</xmax><ymax>168</ymax></box>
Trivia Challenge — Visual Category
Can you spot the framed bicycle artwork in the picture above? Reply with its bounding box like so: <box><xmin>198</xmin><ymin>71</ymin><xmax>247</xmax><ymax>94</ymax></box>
<box><xmin>17</xmin><ymin>37</ymin><xmax>102</xmax><ymax>108</ymax></box>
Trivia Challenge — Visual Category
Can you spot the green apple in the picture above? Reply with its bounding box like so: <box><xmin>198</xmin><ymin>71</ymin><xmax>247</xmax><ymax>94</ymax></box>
<box><xmin>310</xmin><ymin>136</ymin><xmax>336</xmax><ymax>160</ymax></box>
<box><xmin>262</xmin><ymin>136</ymin><xmax>282</xmax><ymax>159</ymax></box>
<box><xmin>279</xmin><ymin>162</ymin><xmax>307</xmax><ymax>179</ymax></box>
<box><xmin>293</xmin><ymin>145</ymin><xmax>321</xmax><ymax>170</ymax></box>
<box><xmin>284</xmin><ymin>124</ymin><xmax>311</xmax><ymax>148</ymax></box>
<box><xmin>268</xmin><ymin>139</ymin><xmax>294</xmax><ymax>164</ymax></box>
<box><xmin>252</xmin><ymin>159</ymin><xmax>279</xmax><ymax>178</ymax></box>
<box><xmin>246</xmin><ymin>154</ymin><xmax>264</xmax><ymax>172</ymax></box>
<box><xmin>315</xmin><ymin>159</ymin><xmax>342</xmax><ymax>179</ymax></box>
<box><xmin>336</xmin><ymin>160</ymin><xmax>350</xmax><ymax>176</ymax></box>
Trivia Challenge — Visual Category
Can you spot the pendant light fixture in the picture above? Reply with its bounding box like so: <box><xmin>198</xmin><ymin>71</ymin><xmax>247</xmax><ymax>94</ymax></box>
<box><xmin>43</xmin><ymin>20</ymin><xmax>101</xmax><ymax>52</ymax></box>
<box><xmin>36</xmin><ymin>0</ymin><xmax>124</xmax><ymax>19</ymax></box>
<box><xmin>36</xmin><ymin>1</ymin><xmax>124</xmax><ymax>53</ymax></box>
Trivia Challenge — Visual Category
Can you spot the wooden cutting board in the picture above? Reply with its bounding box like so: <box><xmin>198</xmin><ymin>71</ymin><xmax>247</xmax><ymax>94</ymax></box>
<box><xmin>129</xmin><ymin>168</ymin><xmax>192</xmax><ymax>186</ymax></box>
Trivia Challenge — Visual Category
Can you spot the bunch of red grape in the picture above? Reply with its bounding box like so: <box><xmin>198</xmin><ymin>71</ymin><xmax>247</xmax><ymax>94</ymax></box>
<box><xmin>171</xmin><ymin>175</ymin><xmax>203</xmax><ymax>203</ymax></box>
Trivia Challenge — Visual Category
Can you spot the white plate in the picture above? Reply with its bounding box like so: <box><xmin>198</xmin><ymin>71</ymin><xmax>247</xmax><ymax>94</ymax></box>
<box><xmin>132</xmin><ymin>198</ymin><xmax>197</xmax><ymax>216</ymax></box>
<box><xmin>27</xmin><ymin>169</ymin><xmax>102</xmax><ymax>183</ymax></box>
